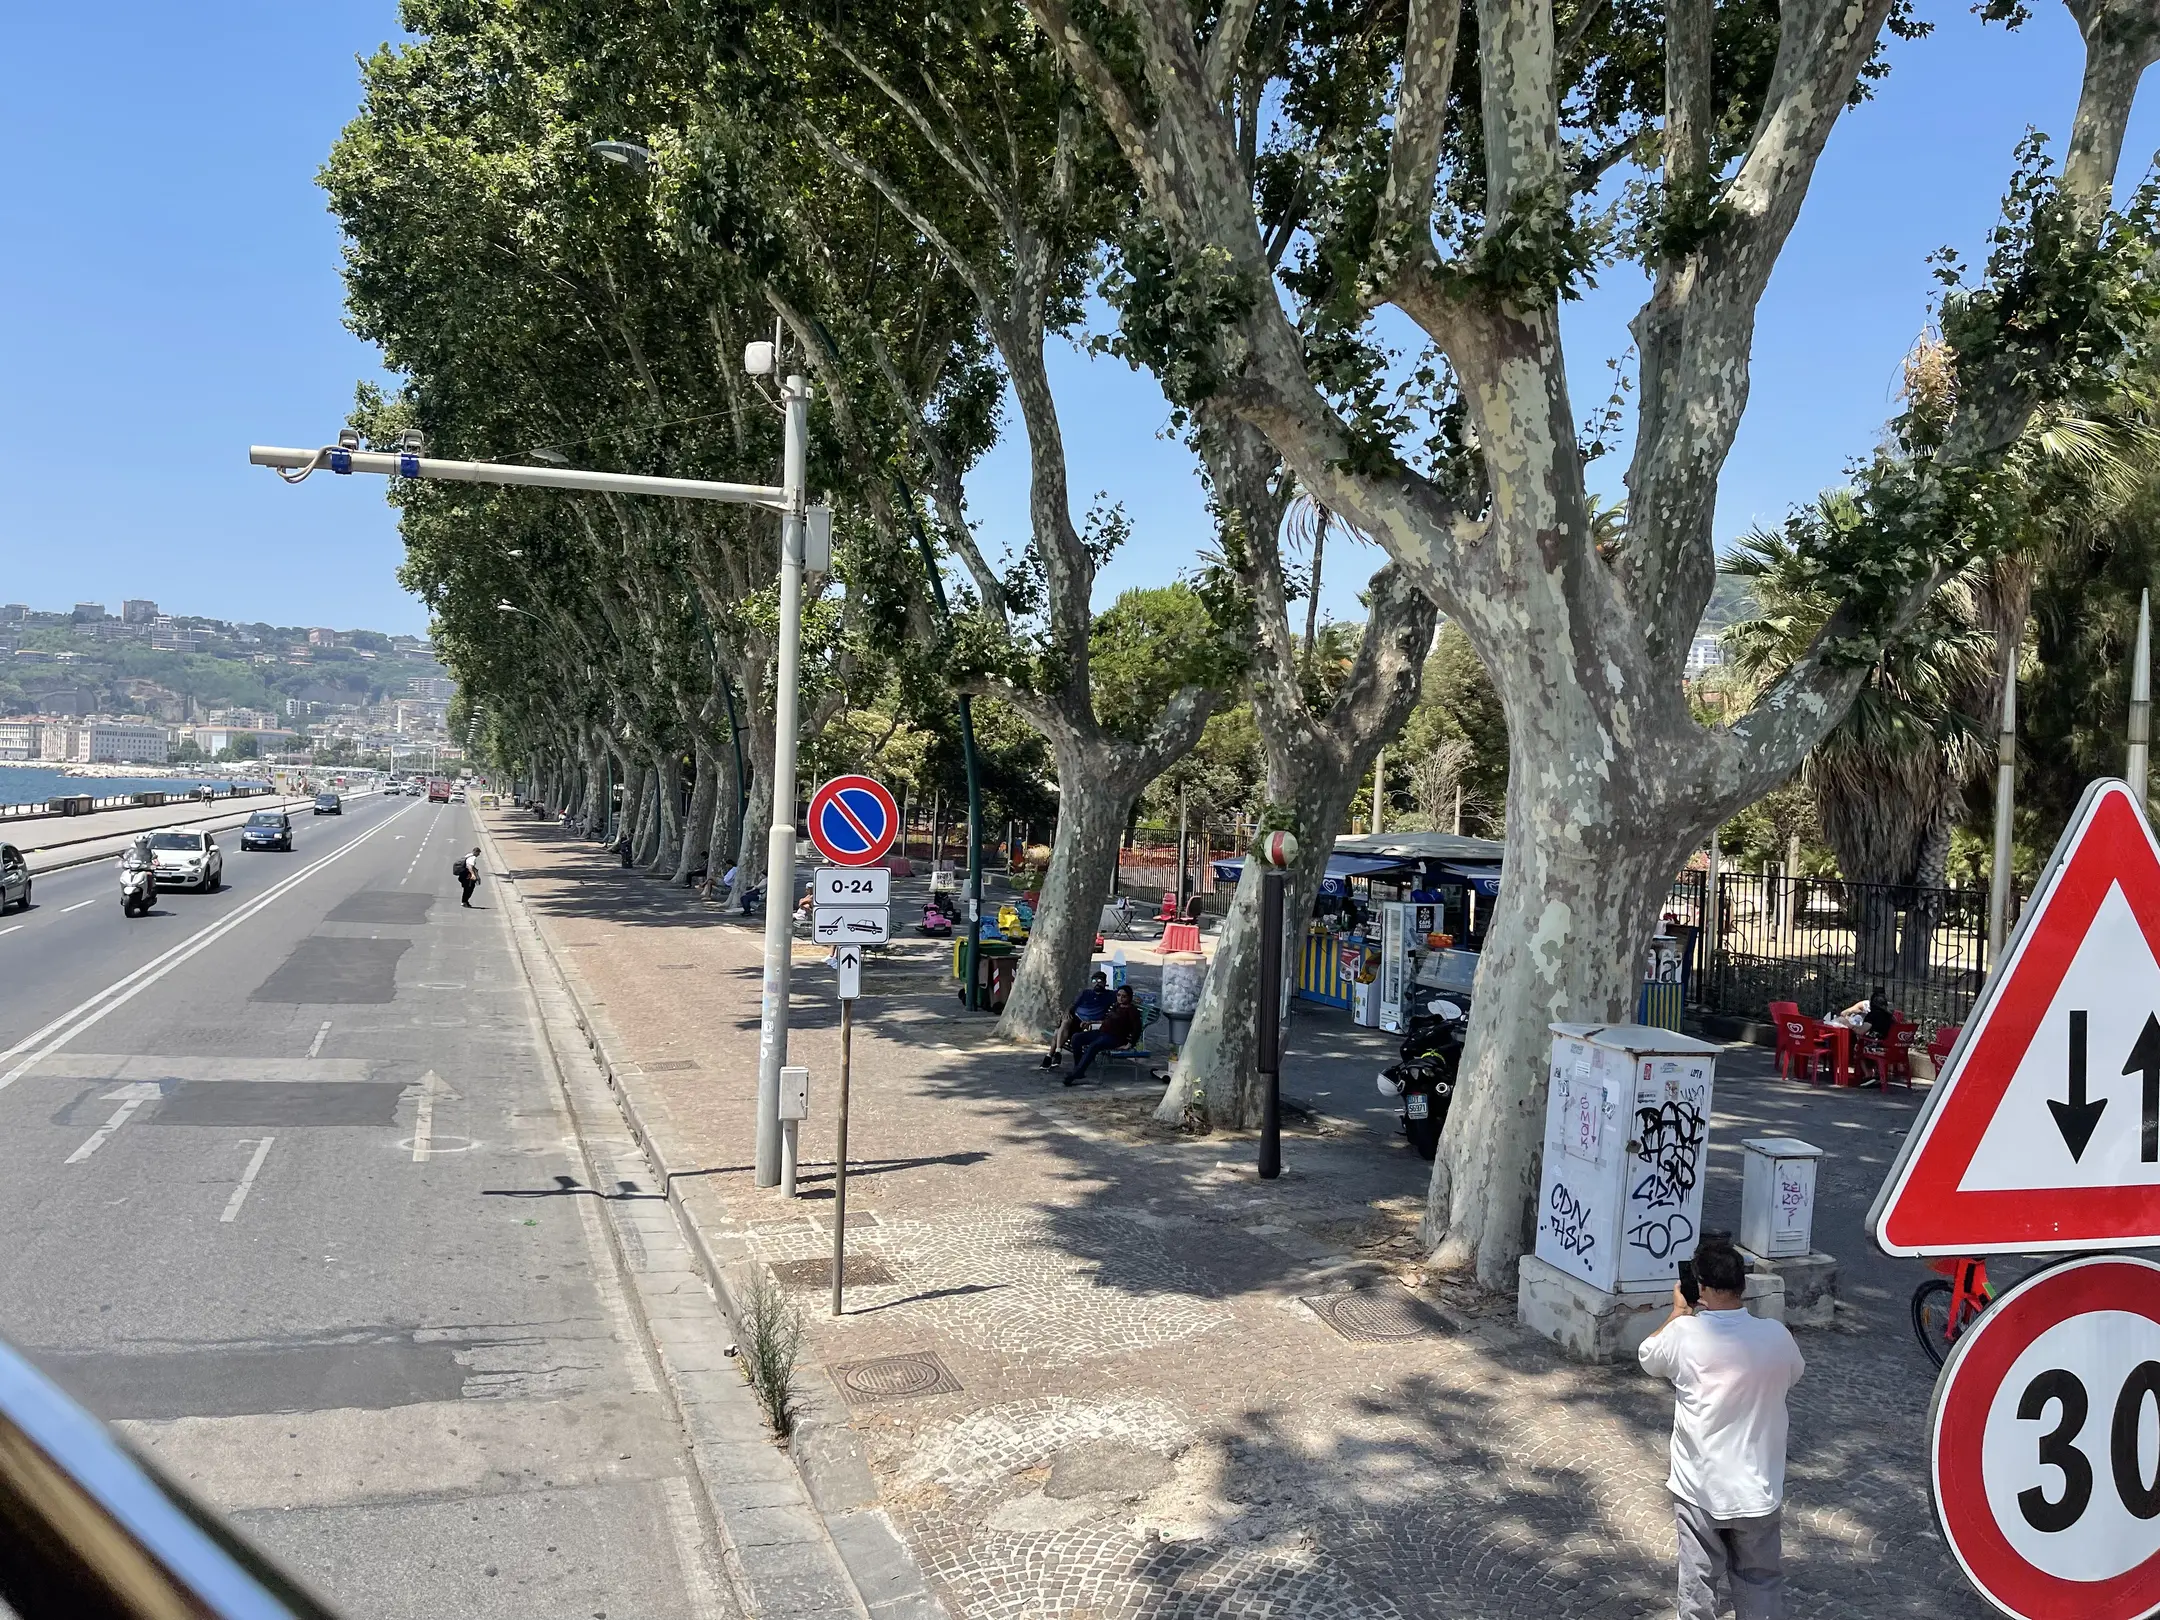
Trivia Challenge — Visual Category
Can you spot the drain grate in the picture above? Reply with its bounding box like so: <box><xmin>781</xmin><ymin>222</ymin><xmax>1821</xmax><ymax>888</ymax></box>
<box><xmin>770</xmin><ymin>1255</ymin><xmax>896</xmax><ymax>1288</ymax></box>
<box><xmin>645</xmin><ymin>1059</ymin><xmax>700</xmax><ymax>1071</ymax></box>
<box><xmin>831</xmin><ymin>1350</ymin><xmax>962</xmax><ymax>1404</ymax></box>
<box><xmin>1300</xmin><ymin>1282</ymin><xmax>1453</xmax><ymax>1343</ymax></box>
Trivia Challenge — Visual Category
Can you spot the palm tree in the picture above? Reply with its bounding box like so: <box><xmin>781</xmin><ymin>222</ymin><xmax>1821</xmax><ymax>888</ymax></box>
<box><xmin>1723</xmin><ymin>493</ymin><xmax>1997</xmax><ymax>973</ymax></box>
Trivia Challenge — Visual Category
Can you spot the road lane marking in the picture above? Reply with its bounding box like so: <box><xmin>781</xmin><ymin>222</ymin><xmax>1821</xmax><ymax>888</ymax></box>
<box><xmin>60</xmin><ymin>898</ymin><xmax>99</xmax><ymax>914</ymax></box>
<box><xmin>0</xmin><ymin>926</ymin><xmax>20</xmax><ymax>939</ymax></box>
<box><xmin>307</xmin><ymin>1021</ymin><xmax>331</xmax><ymax>1058</ymax></box>
<box><xmin>221</xmin><ymin>1137</ymin><xmax>275</xmax><ymax>1222</ymax></box>
<box><xmin>412</xmin><ymin>1068</ymin><xmax>441</xmax><ymax>1161</ymax></box>
<box><xmin>65</xmin><ymin>1082</ymin><xmax>162</xmax><ymax>1164</ymax></box>
<box><xmin>0</xmin><ymin>800</ymin><xmax>422</xmax><ymax>1092</ymax></box>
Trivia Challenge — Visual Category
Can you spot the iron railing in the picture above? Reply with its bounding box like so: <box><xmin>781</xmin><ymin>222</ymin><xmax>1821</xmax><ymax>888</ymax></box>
<box><xmin>1668</xmin><ymin>869</ymin><xmax>1999</xmax><ymax>1032</ymax></box>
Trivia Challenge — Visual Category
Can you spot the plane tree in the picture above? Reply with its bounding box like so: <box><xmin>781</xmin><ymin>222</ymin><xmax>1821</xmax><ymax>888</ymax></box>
<box><xmin>1023</xmin><ymin>0</ymin><xmax>2160</xmax><ymax>1279</ymax></box>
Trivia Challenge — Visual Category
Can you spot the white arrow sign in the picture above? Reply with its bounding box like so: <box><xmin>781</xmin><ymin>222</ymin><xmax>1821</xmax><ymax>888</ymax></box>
<box><xmin>832</xmin><ymin>944</ymin><xmax>864</xmax><ymax>1000</ymax></box>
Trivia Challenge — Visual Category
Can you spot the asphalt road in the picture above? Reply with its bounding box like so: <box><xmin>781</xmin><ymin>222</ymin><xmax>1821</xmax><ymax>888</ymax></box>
<box><xmin>0</xmin><ymin>793</ymin><xmax>732</xmax><ymax>1619</ymax></box>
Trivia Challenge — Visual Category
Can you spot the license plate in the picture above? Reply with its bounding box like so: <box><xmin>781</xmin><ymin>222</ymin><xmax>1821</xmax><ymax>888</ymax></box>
<box><xmin>1406</xmin><ymin>1094</ymin><xmax>1430</xmax><ymax>1120</ymax></box>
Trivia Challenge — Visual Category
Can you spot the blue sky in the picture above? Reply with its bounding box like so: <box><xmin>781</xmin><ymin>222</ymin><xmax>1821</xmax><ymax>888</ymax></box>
<box><xmin>3</xmin><ymin>4</ymin><xmax>2154</xmax><ymax>637</ymax></box>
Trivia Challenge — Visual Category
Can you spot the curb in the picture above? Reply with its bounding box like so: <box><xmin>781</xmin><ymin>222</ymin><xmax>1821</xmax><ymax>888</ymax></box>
<box><xmin>477</xmin><ymin>817</ymin><xmax>948</xmax><ymax>1620</ymax></box>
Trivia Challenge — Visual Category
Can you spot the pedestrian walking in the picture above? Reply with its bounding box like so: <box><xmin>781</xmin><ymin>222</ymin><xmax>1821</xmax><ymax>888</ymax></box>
<box><xmin>1639</xmin><ymin>1237</ymin><xmax>1805</xmax><ymax>1620</ymax></box>
<box><xmin>453</xmin><ymin>846</ymin><xmax>481</xmax><ymax>908</ymax></box>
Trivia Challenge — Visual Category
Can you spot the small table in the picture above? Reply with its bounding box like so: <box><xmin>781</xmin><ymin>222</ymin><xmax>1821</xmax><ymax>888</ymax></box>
<box><xmin>1821</xmin><ymin>1022</ymin><xmax>1856</xmax><ymax>1087</ymax></box>
<box><xmin>1161</xmin><ymin>921</ymin><xmax>1202</xmax><ymax>954</ymax></box>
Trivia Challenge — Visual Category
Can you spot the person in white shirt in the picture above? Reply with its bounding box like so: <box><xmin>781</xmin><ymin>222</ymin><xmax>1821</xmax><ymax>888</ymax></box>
<box><xmin>1639</xmin><ymin>1237</ymin><xmax>1806</xmax><ymax>1619</ymax></box>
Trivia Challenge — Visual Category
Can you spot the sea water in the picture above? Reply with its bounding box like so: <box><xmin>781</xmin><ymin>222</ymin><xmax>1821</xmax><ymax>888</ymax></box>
<box><xmin>0</xmin><ymin>764</ymin><xmax>235</xmax><ymax>810</ymax></box>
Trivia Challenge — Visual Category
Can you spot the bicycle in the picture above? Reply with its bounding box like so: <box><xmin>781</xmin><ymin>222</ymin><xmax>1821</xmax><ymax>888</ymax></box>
<box><xmin>1911</xmin><ymin>1256</ymin><xmax>1994</xmax><ymax>1368</ymax></box>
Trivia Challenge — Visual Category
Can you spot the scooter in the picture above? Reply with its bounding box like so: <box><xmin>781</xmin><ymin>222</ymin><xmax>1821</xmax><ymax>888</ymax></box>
<box><xmin>120</xmin><ymin>864</ymin><xmax>157</xmax><ymax>918</ymax></box>
<box><xmin>1376</xmin><ymin>997</ymin><xmax>1466</xmax><ymax>1161</ymax></box>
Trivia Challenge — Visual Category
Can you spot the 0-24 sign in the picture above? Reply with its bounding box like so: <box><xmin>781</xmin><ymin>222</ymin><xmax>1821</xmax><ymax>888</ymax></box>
<box><xmin>1931</xmin><ymin>1255</ymin><xmax>2160</xmax><ymax>1618</ymax></box>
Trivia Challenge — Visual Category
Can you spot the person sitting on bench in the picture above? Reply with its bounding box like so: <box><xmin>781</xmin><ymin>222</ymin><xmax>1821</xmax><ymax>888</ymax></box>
<box><xmin>1043</xmin><ymin>971</ymin><xmax>1114</xmax><ymax>1068</ymax></box>
<box><xmin>1066</xmin><ymin>986</ymin><xmax>1143</xmax><ymax>1084</ymax></box>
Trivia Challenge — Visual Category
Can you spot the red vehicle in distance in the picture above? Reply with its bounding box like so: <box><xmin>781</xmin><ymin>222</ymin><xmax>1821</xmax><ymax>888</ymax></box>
<box><xmin>427</xmin><ymin>778</ymin><xmax>452</xmax><ymax>803</ymax></box>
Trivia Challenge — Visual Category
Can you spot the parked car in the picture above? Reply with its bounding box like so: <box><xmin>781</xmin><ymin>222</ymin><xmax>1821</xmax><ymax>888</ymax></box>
<box><xmin>0</xmin><ymin>843</ymin><xmax>28</xmax><ymax>913</ymax></box>
<box><xmin>147</xmin><ymin>829</ymin><xmax>223</xmax><ymax>892</ymax></box>
<box><xmin>241</xmin><ymin>811</ymin><xmax>293</xmax><ymax>852</ymax></box>
<box><xmin>313</xmin><ymin>793</ymin><xmax>342</xmax><ymax>816</ymax></box>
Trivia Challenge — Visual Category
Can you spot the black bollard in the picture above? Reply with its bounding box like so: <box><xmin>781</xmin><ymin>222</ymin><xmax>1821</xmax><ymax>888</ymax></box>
<box><xmin>1257</xmin><ymin>868</ymin><xmax>1286</xmax><ymax>1179</ymax></box>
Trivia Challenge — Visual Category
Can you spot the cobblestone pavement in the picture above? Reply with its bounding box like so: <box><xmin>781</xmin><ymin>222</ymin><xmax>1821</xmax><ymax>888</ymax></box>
<box><xmin>491</xmin><ymin>817</ymin><xmax>1992</xmax><ymax>1619</ymax></box>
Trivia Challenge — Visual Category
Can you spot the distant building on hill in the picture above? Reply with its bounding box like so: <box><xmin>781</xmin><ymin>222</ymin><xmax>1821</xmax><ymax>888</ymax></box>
<box><xmin>0</xmin><ymin>719</ymin><xmax>43</xmax><ymax>760</ymax></box>
<box><xmin>1684</xmin><ymin>634</ymin><xmax>1726</xmax><ymax>676</ymax></box>
<box><xmin>71</xmin><ymin>603</ymin><xmax>107</xmax><ymax>623</ymax></box>
<box><xmin>122</xmin><ymin>599</ymin><xmax>158</xmax><ymax>624</ymax></box>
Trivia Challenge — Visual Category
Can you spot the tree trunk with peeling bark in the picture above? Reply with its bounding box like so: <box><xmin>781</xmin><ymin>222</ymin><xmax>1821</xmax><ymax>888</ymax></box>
<box><xmin>999</xmin><ymin>750</ymin><xmax>1142</xmax><ymax>1038</ymax></box>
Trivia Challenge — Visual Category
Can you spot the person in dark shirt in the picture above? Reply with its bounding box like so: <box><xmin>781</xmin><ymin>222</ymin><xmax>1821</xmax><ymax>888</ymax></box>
<box><xmin>1839</xmin><ymin>985</ymin><xmax>1896</xmax><ymax>1039</ymax></box>
<box><xmin>1067</xmin><ymin>986</ymin><xmax>1144</xmax><ymax>1083</ymax></box>
<box><xmin>1043</xmin><ymin>971</ymin><xmax>1114</xmax><ymax>1068</ymax></box>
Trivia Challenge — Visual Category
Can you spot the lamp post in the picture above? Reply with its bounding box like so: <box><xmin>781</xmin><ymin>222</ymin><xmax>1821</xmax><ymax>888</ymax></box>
<box><xmin>250</xmin><ymin>349</ymin><xmax>815</xmax><ymax>1192</ymax></box>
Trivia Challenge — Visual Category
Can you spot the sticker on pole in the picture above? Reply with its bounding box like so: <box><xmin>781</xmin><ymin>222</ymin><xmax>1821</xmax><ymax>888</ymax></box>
<box><xmin>806</xmin><ymin>775</ymin><xmax>898</xmax><ymax>868</ymax></box>
<box><xmin>1929</xmin><ymin>1255</ymin><xmax>2160</xmax><ymax>1619</ymax></box>
<box><xmin>1873</xmin><ymin>779</ymin><xmax>2160</xmax><ymax>1254</ymax></box>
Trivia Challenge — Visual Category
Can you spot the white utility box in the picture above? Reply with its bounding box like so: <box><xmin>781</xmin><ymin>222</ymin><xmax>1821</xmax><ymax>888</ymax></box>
<box><xmin>1739</xmin><ymin>1137</ymin><xmax>1821</xmax><ymax>1259</ymax></box>
<box><xmin>779</xmin><ymin>1065</ymin><xmax>810</xmax><ymax>1121</ymax></box>
<box><xmin>1533</xmin><ymin>1023</ymin><xmax>1722</xmax><ymax>1295</ymax></box>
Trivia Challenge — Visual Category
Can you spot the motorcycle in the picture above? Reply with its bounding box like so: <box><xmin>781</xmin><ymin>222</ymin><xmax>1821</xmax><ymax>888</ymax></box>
<box><xmin>1377</xmin><ymin>996</ymin><xmax>1467</xmax><ymax>1161</ymax></box>
<box><xmin>119</xmin><ymin>864</ymin><xmax>157</xmax><ymax>918</ymax></box>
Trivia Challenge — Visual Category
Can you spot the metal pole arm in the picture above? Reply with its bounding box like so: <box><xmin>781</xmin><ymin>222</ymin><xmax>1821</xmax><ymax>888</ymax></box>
<box><xmin>248</xmin><ymin>446</ymin><xmax>787</xmax><ymax>509</ymax></box>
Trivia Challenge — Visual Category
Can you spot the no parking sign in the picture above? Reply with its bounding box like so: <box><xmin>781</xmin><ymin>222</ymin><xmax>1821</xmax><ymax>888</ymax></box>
<box><xmin>806</xmin><ymin>775</ymin><xmax>897</xmax><ymax>867</ymax></box>
<box><xmin>1932</xmin><ymin>1255</ymin><xmax>2160</xmax><ymax>1617</ymax></box>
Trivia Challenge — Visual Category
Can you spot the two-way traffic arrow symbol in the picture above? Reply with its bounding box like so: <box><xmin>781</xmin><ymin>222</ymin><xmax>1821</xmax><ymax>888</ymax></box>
<box><xmin>2051</xmin><ymin>1009</ymin><xmax>2107</xmax><ymax>1161</ymax></box>
<box><xmin>2125</xmin><ymin>1012</ymin><xmax>2160</xmax><ymax>1163</ymax></box>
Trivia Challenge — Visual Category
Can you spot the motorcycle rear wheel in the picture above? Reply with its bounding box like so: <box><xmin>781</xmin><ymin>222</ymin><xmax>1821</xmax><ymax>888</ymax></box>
<box><xmin>1404</xmin><ymin>1109</ymin><xmax>1442</xmax><ymax>1161</ymax></box>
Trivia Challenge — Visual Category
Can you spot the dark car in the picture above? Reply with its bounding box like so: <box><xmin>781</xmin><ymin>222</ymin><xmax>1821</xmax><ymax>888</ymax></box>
<box><xmin>241</xmin><ymin>811</ymin><xmax>293</xmax><ymax>851</ymax></box>
<box><xmin>0</xmin><ymin>843</ymin><xmax>28</xmax><ymax>913</ymax></box>
<box><xmin>312</xmin><ymin>793</ymin><xmax>342</xmax><ymax>816</ymax></box>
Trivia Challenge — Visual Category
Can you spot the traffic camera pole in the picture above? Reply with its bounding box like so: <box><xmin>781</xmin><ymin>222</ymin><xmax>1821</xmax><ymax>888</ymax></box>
<box><xmin>755</xmin><ymin>374</ymin><xmax>812</xmax><ymax>1189</ymax></box>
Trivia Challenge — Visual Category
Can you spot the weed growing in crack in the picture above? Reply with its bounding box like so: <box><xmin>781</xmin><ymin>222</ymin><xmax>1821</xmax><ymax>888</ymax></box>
<box><xmin>739</xmin><ymin>1269</ymin><xmax>805</xmax><ymax>1438</ymax></box>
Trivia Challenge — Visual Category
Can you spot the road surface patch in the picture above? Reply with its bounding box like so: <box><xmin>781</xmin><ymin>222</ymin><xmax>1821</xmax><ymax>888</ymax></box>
<box><xmin>150</xmin><ymin>1080</ymin><xmax>405</xmax><ymax>1127</ymax></box>
<box><xmin>250</xmin><ymin>937</ymin><xmax>410</xmax><ymax>1003</ymax></box>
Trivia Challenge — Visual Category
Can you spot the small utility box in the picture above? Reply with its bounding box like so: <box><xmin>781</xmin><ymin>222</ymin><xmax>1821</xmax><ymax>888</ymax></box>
<box><xmin>1533</xmin><ymin>1023</ymin><xmax>1722</xmax><ymax>1295</ymax></box>
<box><xmin>1740</xmin><ymin>1137</ymin><xmax>1821</xmax><ymax>1259</ymax></box>
<box><xmin>779</xmin><ymin>1065</ymin><xmax>811</xmax><ymax>1122</ymax></box>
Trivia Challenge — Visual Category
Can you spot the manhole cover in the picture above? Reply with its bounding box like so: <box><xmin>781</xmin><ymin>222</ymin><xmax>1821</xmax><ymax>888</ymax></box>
<box><xmin>770</xmin><ymin>1255</ymin><xmax>896</xmax><ymax>1288</ymax></box>
<box><xmin>831</xmin><ymin>1350</ymin><xmax>962</xmax><ymax>1404</ymax></box>
<box><xmin>1300</xmin><ymin>1283</ymin><xmax>1452</xmax><ymax>1343</ymax></box>
<box><xmin>645</xmin><ymin>1059</ymin><xmax>700</xmax><ymax>1071</ymax></box>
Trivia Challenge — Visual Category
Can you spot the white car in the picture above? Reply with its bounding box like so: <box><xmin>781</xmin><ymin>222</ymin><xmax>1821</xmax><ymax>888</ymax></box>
<box><xmin>147</xmin><ymin>829</ymin><xmax>224</xmax><ymax>893</ymax></box>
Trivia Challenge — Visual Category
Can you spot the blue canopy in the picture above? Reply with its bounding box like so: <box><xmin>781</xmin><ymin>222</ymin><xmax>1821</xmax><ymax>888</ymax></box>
<box><xmin>1208</xmin><ymin>851</ymin><xmax>1417</xmax><ymax>894</ymax></box>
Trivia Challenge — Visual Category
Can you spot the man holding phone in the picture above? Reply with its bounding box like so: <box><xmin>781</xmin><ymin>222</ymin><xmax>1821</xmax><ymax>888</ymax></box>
<box><xmin>1639</xmin><ymin>1237</ymin><xmax>1805</xmax><ymax>1619</ymax></box>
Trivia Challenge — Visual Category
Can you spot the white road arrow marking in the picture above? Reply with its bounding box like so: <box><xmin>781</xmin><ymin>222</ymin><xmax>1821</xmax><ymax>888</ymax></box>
<box><xmin>64</xmin><ymin>1082</ymin><xmax>162</xmax><ymax>1165</ymax></box>
<box><xmin>412</xmin><ymin>1069</ymin><xmax>442</xmax><ymax>1161</ymax></box>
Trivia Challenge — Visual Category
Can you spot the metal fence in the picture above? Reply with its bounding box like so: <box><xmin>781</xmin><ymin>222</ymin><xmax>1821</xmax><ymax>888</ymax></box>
<box><xmin>1666</xmin><ymin>869</ymin><xmax>2000</xmax><ymax>1032</ymax></box>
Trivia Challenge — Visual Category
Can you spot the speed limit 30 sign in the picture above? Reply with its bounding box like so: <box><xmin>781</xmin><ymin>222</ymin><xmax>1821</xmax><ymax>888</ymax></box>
<box><xmin>1933</xmin><ymin>1254</ymin><xmax>2160</xmax><ymax>1617</ymax></box>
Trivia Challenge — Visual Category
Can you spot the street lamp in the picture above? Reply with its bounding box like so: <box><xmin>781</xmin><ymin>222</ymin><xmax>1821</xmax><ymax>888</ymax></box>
<box><xmin>589</xmin><ymin>140</ymin><xmax>656</xmax><ymax>172</ymax></box>
<box><xmin>252</xmin><ymin>361</ymin><xmax>819</xmax><ymax>1193</ymax></box>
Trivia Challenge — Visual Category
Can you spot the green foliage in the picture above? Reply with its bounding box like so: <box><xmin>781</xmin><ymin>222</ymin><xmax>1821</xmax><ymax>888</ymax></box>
<box><xmin>1394</xmin><ymin>624</ymin><xmax>1508</xmax><ymax>835</ymax></box>
<box><xmin>1087</xmin><ymin>585</ymin><xmax>1247</xmax><ymax>743</ymax></box>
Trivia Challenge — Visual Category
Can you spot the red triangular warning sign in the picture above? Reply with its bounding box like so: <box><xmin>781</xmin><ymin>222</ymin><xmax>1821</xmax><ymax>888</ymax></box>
<box><xmin>1874</xmin><ymin>779</ymin><xmax>2160</xmax><ymax>1255</ymax></box>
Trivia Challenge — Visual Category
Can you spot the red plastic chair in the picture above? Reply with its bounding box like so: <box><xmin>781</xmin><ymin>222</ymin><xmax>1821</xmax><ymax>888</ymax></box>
<box><xmin>1768</xmin><ymin>1001</ymin><xmax>1801</xmax><ymax>1070</ymax></box>
<box><xmin>1858</xmin><ymin>1018</ymin><xmax>1919</xmax><ymax>1090</ymax></box>
<box><xmin>1778</xmin><ymin>1016</ymin><xmax>1829</xmax><ymax>1083</ymax></box>
<box><xmin>1927</xmin><ymin>1024</ymin><xmax>1962</xmax><ymax>1071</ymax></box>
<box><xmin>1153</xmin><ymin>891</ymin><xmax>1180</xmax><ymax>923</ymax></box>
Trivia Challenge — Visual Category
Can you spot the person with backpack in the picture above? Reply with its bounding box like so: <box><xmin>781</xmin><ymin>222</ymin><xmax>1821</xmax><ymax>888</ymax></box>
<box><xmin>453</xmin><ymin>847</ymin><xmax>481</xmax><ymax>907</ymax></box>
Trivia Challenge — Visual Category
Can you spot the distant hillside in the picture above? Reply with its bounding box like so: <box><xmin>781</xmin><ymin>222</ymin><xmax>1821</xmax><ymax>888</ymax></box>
<box><xmin>1</xmin><ymin>620</ymin><xmax>445</xmax><ymax>725</ymax></box>
<box><xmin>1698</xmin><ymin>571</ymin><xmax>1758</xmax><ymax>633</ymax></box>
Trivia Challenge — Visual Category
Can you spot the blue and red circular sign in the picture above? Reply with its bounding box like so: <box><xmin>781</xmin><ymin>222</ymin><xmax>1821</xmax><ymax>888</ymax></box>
<box><xmin>806</xmin><ymin>775</ymin><xmax>898</xmax><ymax>867</ymax></box>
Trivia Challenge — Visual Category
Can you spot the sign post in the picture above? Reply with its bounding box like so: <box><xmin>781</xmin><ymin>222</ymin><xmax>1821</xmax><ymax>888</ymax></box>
<box><xmin>1255</xmin><ymin>831</ymin><xmax>1298</xmax><ymax>1181</ymax></box>
<box><xmin>832</xmin><ymin>991</ymin><xmax>855</xmax><ymax>1317</ymax></box>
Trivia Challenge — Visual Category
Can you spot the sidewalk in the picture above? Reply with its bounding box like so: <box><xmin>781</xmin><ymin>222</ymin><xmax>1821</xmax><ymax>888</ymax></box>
<box><xmin>486</xmin><ymin>813</ymin><xmax>1988</xmax><ymax>1619</ymax></box>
